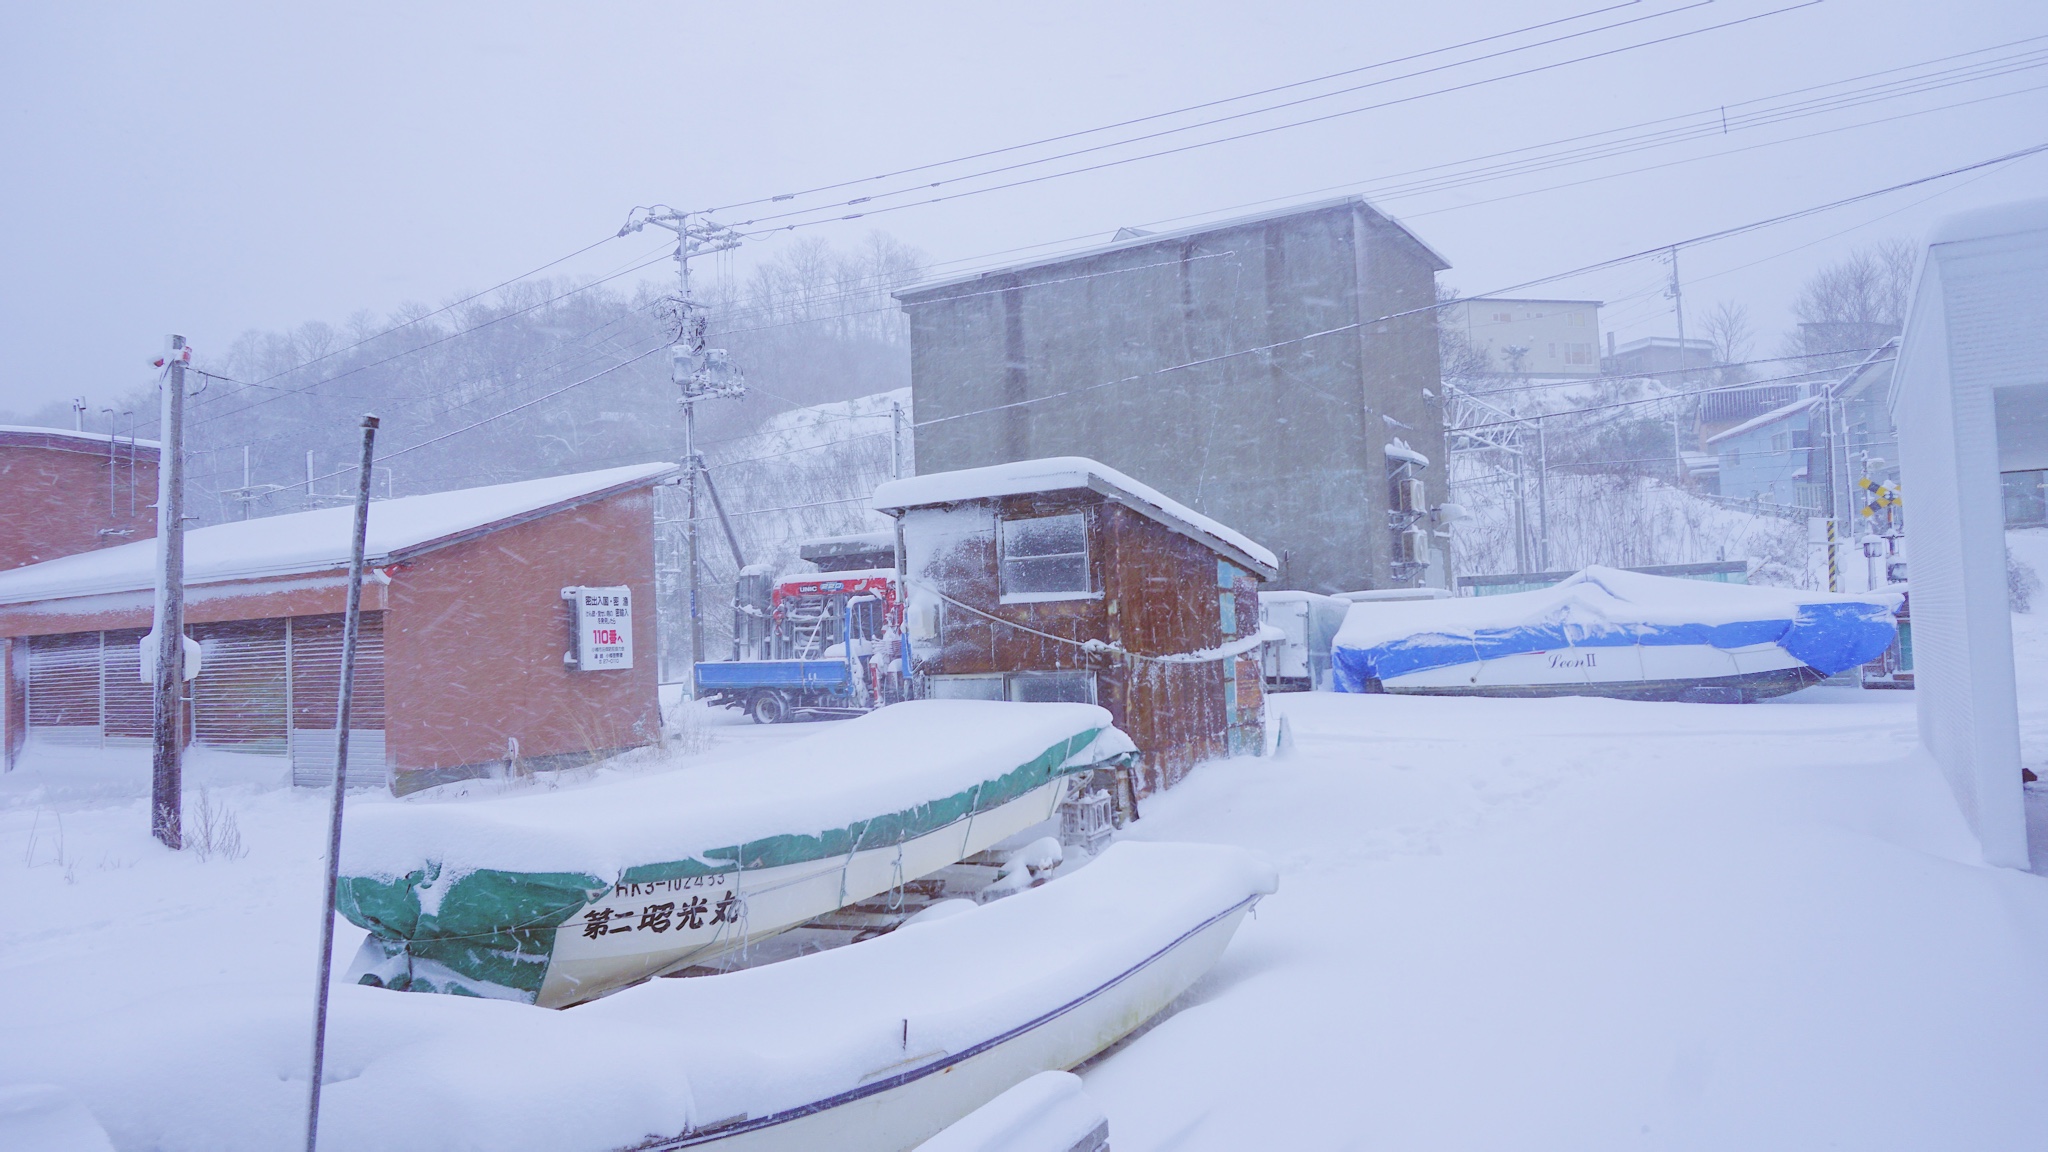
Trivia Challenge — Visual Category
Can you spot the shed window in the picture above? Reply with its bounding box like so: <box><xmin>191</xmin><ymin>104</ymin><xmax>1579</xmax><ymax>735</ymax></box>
<box><xmin>1006</xmin><ymin>671</ymin><xmax>1097</xmax><ymax>704</ymax></box>
<box><xmin>1000</xmin><ymin>513</ymin><xmax>1090</xmax><ymax>598</ymax></box>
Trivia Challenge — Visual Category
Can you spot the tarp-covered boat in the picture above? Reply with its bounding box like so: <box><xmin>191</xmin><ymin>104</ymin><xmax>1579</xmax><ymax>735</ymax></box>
<box><xmin>338</xmin><ymin>701</ymin><xmax>1137</xmax><ymax>1007</ymax></box>
<box><xmin>1332</xmin><ymin>566</ymin><xmax>1899</xmax><ymax>702</ymax></box>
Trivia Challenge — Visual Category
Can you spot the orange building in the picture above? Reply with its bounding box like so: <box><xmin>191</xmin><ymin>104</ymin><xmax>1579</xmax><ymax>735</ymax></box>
<box><xmin>0</xmin><ymin>463</ymin><xmax>675</xmax><ymax>793</ymax></box>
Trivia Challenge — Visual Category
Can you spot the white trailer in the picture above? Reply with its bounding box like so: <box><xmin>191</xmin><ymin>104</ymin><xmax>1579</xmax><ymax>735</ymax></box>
<box><xmin>1258</xmin><ymin>591</ymin><xmax>1349</xmax><ymax>692</ymax></box>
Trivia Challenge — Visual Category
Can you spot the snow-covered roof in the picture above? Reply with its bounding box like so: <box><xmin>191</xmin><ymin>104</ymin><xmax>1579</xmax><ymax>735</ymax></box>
<box><xmin>1929</xmin><ymin>195</ymin><xmax>2048</xmax><ymax>246</ymax></box>
<box><xmin>0</xmin><ymin>462</ymin><xmax>678</xmax><ymax>605</ymax></box>
<box><xmin>1706</xmin><ymin>395</ymin><xmax>1819</xmax><ymax>446</ymax></box>
<box><xmin>1385</xmin><ymin>439</ymin><xmax>1430</xmax><ymax>467</ymax></box>
<box><xmin>872</xmin><ymin>457</ymin><xmax>1278</xmax><ymax>575</ymax></box>
<box><xmin>896</xmin><ymin>196</ymin><xmax>1448</xmax><ymax>301</ymax></box>
<box><xmin>0</xmin><ymin>425</ymin><xmax>161</xmax><ymax>451</ymax></box>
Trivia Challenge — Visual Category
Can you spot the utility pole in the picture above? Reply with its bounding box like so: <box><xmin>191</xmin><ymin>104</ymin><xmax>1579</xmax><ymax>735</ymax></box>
<box><xmin>149</xmin><ymin>337</ymin><xmax>190</xmax><ymax>850</ymax></box>
<box><xmin>1667</xmin><ymin>245</ymin><xmax>1689</xmax><ymax>481</ymax></box>
<box><xmin>891</xmin><ymin>400</ymin><xmax>906</xmax><ymax>479</ymax></box>
<box><xmin>618</xmin><ymin>206</ymin><xmax>746</xmax><ymax>691</ymax></box>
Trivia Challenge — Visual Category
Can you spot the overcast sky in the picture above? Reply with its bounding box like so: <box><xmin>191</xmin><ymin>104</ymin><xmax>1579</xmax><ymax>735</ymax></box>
<box><xmin>3</xmin><ymin>0</ymin><xmax>2044</xmax><ymax>416</ymax></box>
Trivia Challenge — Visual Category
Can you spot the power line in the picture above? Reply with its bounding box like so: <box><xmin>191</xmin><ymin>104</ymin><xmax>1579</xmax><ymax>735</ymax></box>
<box><xmin>702</xmin><ymin>0</ymin><xmax>1647</xmax><ymax>215</ymax></box>
<box><xmin>736</xmin><ymin>1</ymin><xmax>1819</xmax><ymax>236</ymax></box>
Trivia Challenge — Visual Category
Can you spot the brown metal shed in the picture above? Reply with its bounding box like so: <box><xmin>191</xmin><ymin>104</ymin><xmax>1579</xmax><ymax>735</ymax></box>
<box><xmin>0</xmin><ymin>463</ymin><xmax>675</xmax><ymax>793</ymax></box>
<box><xmin>874</xmin><ymin>458</ymin><xmax>1278</xmax><ymax>796</ymax></box>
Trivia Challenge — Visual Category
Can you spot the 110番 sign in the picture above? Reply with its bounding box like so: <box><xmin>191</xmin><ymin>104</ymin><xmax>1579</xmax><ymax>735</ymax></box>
<box><xmin>562</xmin><ymin>585</ymin><xmax>633</xmax><ymax>671</ymax></box>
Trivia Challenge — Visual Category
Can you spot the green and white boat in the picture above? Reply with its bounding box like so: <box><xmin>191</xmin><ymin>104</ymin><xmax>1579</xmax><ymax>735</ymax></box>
<box><xmin>338</xmin><ymin>701</ymin><xmax>1137</xmax><ymax>1008</ymax></box>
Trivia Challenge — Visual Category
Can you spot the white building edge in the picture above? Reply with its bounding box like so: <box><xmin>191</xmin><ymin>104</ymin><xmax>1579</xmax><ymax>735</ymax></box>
<box><xmin>1892</xmin><ymin>196</ymin><xmax>2048</xmax><ymax>868</ymax></box>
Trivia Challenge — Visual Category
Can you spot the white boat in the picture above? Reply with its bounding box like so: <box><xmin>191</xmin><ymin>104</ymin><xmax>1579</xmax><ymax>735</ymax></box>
<box><xmin>337</xmin><ymin>701</ymin><xmax>1139</xmax><ymax>1007</ymax></box>
<box><xmin>313</xmin><ymin>840</ymin><xmax>1277</xmax><ymax>1152</ymax></box>
<box><xmin>1332</xmin><ymin>566</ymin><xmax>1900</xmax><ymax>702</ymax></box>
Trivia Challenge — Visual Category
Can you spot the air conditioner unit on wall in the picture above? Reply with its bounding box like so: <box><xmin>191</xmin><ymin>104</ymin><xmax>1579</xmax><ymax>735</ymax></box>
<box><xmin>1394</xmin><ymin>527</ymin><xmax>1428</xmax><ymax>564</ymax></box>
<box><xmin>1392</xmin><ymin>476</ymin><xmax>1425</xmax><ymax>514</ymax></box>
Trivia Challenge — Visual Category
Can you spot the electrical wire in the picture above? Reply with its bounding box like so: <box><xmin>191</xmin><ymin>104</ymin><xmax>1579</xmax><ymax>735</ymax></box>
<box><xmin>702</xmin><ymin>0</ymin><xmax>1649</xmax><ymax>214</ymax></box>
<box><xmin>734</xmin><ymin>1</ymin><xmax>1820</xmax><ymax>236</ymax></box>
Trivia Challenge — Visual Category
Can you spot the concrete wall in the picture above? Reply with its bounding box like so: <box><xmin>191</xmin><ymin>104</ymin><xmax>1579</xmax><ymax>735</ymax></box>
<box><xmin>0</xmin><ymin>432</ymin><xmax>158</xmax><ymax>571</ymax></box>
<box><xmin>384</xmin><ymin>486</ymin><xmax>661</xmax><ymax>790</ymax></box>
<box><xmin>903</xmin><ymin>199</ymin><xmax>1446</xmax><ymax>595</ymax></box>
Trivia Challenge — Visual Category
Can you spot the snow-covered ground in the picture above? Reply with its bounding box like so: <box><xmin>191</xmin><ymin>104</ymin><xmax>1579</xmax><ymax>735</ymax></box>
<box><xmin>6</xmin><ymin>644</ymin><xmax>2048</xmax><ymax>1148</ymax></box>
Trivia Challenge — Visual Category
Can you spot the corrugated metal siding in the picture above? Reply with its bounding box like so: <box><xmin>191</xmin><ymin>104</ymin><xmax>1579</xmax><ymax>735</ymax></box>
<box><xmin>14</xmin><ymin>613</ymin><xmax>387</xmax><ymax>784</ymax></box>
<box><xmin>288</xmin><ymin>613</ymin><xmax>387</xmax><ymax>788</ymax></box>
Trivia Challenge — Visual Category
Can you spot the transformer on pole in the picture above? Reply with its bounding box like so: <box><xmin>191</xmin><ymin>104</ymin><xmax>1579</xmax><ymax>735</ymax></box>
<box><xmin>618</xmin><ymin>206</ymin><xmax>746</xmax><ymax>691</ymax></box>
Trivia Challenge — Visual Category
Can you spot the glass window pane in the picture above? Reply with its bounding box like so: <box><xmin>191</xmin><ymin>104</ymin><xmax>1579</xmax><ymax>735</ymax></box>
<box><xmin>1006</xmin><ymin>671</ymin><xmax>1095</xmax><ymax>704</ymax></box>
<box><xmin>1004</xmin><ymin>514</ymin><xmax>1085</xmax><ymax>558</ymax></box>
<box><xmin>928</xmin><ymin>675</ymin><xmax>1004</xmax><ymax>701</ymax></box>
<box><xmin>1000</xmin><ymin>514</ymin><xmax>1088</xmax><ymax>594</ymax></box>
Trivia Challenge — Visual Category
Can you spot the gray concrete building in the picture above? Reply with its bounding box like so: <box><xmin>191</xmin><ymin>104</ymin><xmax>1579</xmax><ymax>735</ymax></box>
<box><xmin>895</xmin><ymin>197</ymin><xmax>1450</xmax><ymax>594</ymax></box>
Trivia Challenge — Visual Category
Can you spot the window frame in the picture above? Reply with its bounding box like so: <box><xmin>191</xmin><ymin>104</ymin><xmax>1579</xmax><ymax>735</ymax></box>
<box><xmin>997</xmin><ymin>511</ymin><xmax>1099</xmax><ymax>604</ymax></box>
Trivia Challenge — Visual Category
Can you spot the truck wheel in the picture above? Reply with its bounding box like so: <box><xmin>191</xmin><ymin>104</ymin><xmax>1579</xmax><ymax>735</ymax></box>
<box><xmin>749</xmin><ymin>691</ymin><xmax>789</xmax><ymax>725</ymax></box>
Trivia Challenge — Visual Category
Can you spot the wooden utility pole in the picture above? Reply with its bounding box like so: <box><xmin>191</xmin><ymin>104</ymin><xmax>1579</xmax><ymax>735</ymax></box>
<box><xmin>305</xmin><ymin>414</ymin><xmax>379</xmax><ymax>1152</ymax></box>
<box><xmin>150</xmin><ymin>336</ymin><xmax>189</xmax><ymax>850</ymax></box>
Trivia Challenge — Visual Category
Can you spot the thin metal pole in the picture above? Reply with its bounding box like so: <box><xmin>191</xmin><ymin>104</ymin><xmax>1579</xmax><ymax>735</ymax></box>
<box><xmin>305</xmin><ymin>414</ymin><xmax>379</xmax><ymax>1152</ymax></box>
<box><xmin>1536</xmin><ymin>415</ymin><xmax>1550</xmax><ymax>572</ymax></box>
<box><xmin>150</xmin><ymin>337</ymin><xmax>187</xmax><ymax>850</ymax></box>
<box><xmin>891</xmin><ymin>400</ymin><xmax>905</xmax><ymax>479</ymax></box>
<box><xmin>685</xmin><ymin>401</ymin><xmax>703</xmax><ymax>681</ymax></box>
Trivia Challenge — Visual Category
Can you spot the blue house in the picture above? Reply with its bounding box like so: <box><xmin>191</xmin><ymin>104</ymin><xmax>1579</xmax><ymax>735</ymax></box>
<box><xmin>1708</xmin><ymin>395</ymin><xmax>1820</xmax><ymax>509</ymax></box>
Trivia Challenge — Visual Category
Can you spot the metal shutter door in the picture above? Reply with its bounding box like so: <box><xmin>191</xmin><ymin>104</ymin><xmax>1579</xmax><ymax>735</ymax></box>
<box><xmin>100</xmin><ymin>628</ymin><xmax>152</xmax><ymax>742</ymax></box>
<box><xmin>290</xmin><ymin>613</ymin><xmax>387</xmax><ymax>787</ymax></box>
<box><xmin>192</xmin><ymin>620</ymin><xmax>288</xmax><ymax>755</ymax></box>
<box><xmin>26</xmin><ymin>632</ymin><xmax>101</xmax><ymax>745</ymax></box>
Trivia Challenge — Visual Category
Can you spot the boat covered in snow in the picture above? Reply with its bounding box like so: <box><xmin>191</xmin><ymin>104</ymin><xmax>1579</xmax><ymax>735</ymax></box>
<box><xmin>1331</xmin><ymin>566</ymin><xmax>1899</xmax><ymax>702</ymax></box>
<box><xmin>337</xmin><ymin>701</ymin><xmax>1137</xmax><ymax>1008</ymax></box>
<box><xmin>316</xmin><ymin>840</ymin><xmax>1275</xmax><ymax>1152</ymax></box>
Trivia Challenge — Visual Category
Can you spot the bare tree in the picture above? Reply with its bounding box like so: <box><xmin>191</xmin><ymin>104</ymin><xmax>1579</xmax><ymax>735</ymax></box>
<box><xmin>1785</xmin><ymin>239</ymin><xmax>1917</xmax><ymax>362</ymax></box>
<box><xmin>1700</xmin><ymin>299</ymin><xmax>1753</xmax><ymax>366</ymax></box>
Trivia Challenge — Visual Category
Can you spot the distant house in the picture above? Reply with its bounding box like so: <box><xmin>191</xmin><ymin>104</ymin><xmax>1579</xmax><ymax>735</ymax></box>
<box><xmin>1440</xmin><ymin>297</ymin><xmax>1602</xmax><ymax>377</ymax></box>
<box><xmin>873</xmin><ymin>457</ymin><xmax>1278</xmax><ymax>796</ymax></box>
<box><xmin>0</xmin><ymin>463</ymin><xmax>674</xmax><ymax>792</ymax></box>
<box><xmin>1602</xmin><ymin>336</ymin><xmax>1716</xmax><ymax>378</ymax></box>
<box><xmin>0</xmin><ymin>426</ymin><xmax>159</xmax><ymax>571</ymax></box>
<box><xmin>1707</xmin><ymin>396</ymin><xmax>1819</xmax><ymax>508</ymax></box>
<box><xmin>896</xmin><ymin>196</ymin><xmax>1450</xmax><ymax>596</ymax></box>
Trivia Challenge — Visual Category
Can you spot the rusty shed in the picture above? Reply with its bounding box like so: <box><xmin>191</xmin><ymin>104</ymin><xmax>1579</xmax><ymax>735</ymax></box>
<box><xmin>873</xmin><ymin>457</ymin><xmax>1278</xmax><ymax>795</ymax></box>
<box><xmin>0</xmin><ymin>462</ymin><xmax>675</xmax><ymax>793</ymax></box>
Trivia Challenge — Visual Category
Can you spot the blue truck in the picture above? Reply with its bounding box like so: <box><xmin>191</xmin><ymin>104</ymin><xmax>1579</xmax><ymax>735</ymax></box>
<box><xmin>694</xmin><ymin>545</ymin><xmax>900</xmax><ymax>723</ymax></box>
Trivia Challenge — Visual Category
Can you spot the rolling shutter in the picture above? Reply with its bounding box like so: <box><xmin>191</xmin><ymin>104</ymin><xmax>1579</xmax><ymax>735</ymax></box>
<box><xmin>101</xmin><ymin>628</ymin><xmax>152</xmax><ymax>742</ymax></box>
<box><xmin>25</xmin><ymin>632</ymin><xmax>100</xmax><ymax>745</ymax></box>
<box><xmin>192</xmin><ymin>620</ymin><xmax>288</xmax><ymax>754</ymax></box>
<box><xmin>289</xmin><ymin>612</ymin><xmax>387</xmax><ymax>788</ymax></box>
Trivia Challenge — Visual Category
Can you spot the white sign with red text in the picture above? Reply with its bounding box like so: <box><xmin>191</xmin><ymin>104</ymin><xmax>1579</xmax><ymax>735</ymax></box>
<box><xmin>563</xmin><ymin>585</ymin><xmax>633</xmax><ymax>671</ymax></box>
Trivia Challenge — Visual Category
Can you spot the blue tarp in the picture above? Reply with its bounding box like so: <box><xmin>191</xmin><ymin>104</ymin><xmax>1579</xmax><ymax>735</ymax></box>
<box><xmin>1331</xmin><ymin>567</ymin><xmax>1899</xmax><ymax>692</ymax></box>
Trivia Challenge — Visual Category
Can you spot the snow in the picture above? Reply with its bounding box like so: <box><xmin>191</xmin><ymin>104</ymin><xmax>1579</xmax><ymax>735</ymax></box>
<box><xmin>1927</xmin><ymin>194</ymin><xmax>2048</xmax><ymax>246</ymax></box>
<box><xmin>9</xmin><ymin>608</ymin><xmax>2048</xmax><ymax>1149</ymax></box>
<box><xmin>914</xmin><ymin>1071</ymin><xmax>1104</xmax><ymax>1152</ymax></box>
<box><xmin>0</xmin><ymin>425</ymin><xmax>161</xmax><ymax>450</ymax></box>
<box><xmin>1384</xmin><ymin>438</ymin><xmax>1430</xmax><ymax>467</ymax></box>
<box><xmin>0</xmin><ymin>1085</ymin><xmax>117</xmax><ymax>1152</ymax></box>
<box><xmin>0</xmin><ymin>462</ymin><xmax>678</xmax><ymax>604</ymax></box>
<box><xmin>872</xmin><ymin>456</ymin><xmax>1279</xmax><ymax>573</ymax></box>
<box><xmin>342</xmin><ymin>700</ymin><xmax>1126</xmax><ymax>879</ymax></box>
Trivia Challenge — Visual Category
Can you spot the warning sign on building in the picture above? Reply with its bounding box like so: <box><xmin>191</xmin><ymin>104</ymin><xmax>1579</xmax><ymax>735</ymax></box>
<box><xmin>562</xmin><ymin>586</ymin><xmax>633</xmax><ymax>671</ymax></box>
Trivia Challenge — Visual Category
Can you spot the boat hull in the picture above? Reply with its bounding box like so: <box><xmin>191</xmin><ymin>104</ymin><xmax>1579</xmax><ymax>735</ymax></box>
<box><xmin>538</xmin><ymin>778</ymin><xmax>1071</xmax><ymax>1008</ymax></box>
<box><xmin>640</xmin><ymin>897</ymin><xmax>1256</xmax><ymax>1152</ymax></box>
<box><xmin>1371</xmin><ymin>641</ymin><xmax>1826</xmax><ymax>702</ymax></box>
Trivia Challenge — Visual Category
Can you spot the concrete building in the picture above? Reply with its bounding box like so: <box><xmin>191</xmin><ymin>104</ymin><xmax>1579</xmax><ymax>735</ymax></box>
<box><xmin>895</xmin><ymin>196</ymin><xmax>1449</xmax><ymax>596</ymax></box>
<box><xmin>0</xmin><ymin>426</ymin><xmax>159</xmax><ymax>571</ymax></box>
<box><xmin>874</xmin><ymin>458</ymin><xmax>1276</xmax><ymax>795</ymax></box>
<box><xmin>0</xmin><ymin>463</ymin><xmax>674</xmax><ymax>792</ymax></box>
<box><xmin>1440</xmin><ymin>298</ymin><xmax>1602</xmax><ymax>377</ymax></box>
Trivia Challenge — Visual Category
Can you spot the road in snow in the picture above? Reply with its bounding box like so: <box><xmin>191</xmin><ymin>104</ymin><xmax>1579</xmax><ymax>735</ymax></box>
<box><xmin>4</xmin><ymin>677</ymin><xmax>2048</xmax><ymax>1147</ymax></box>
